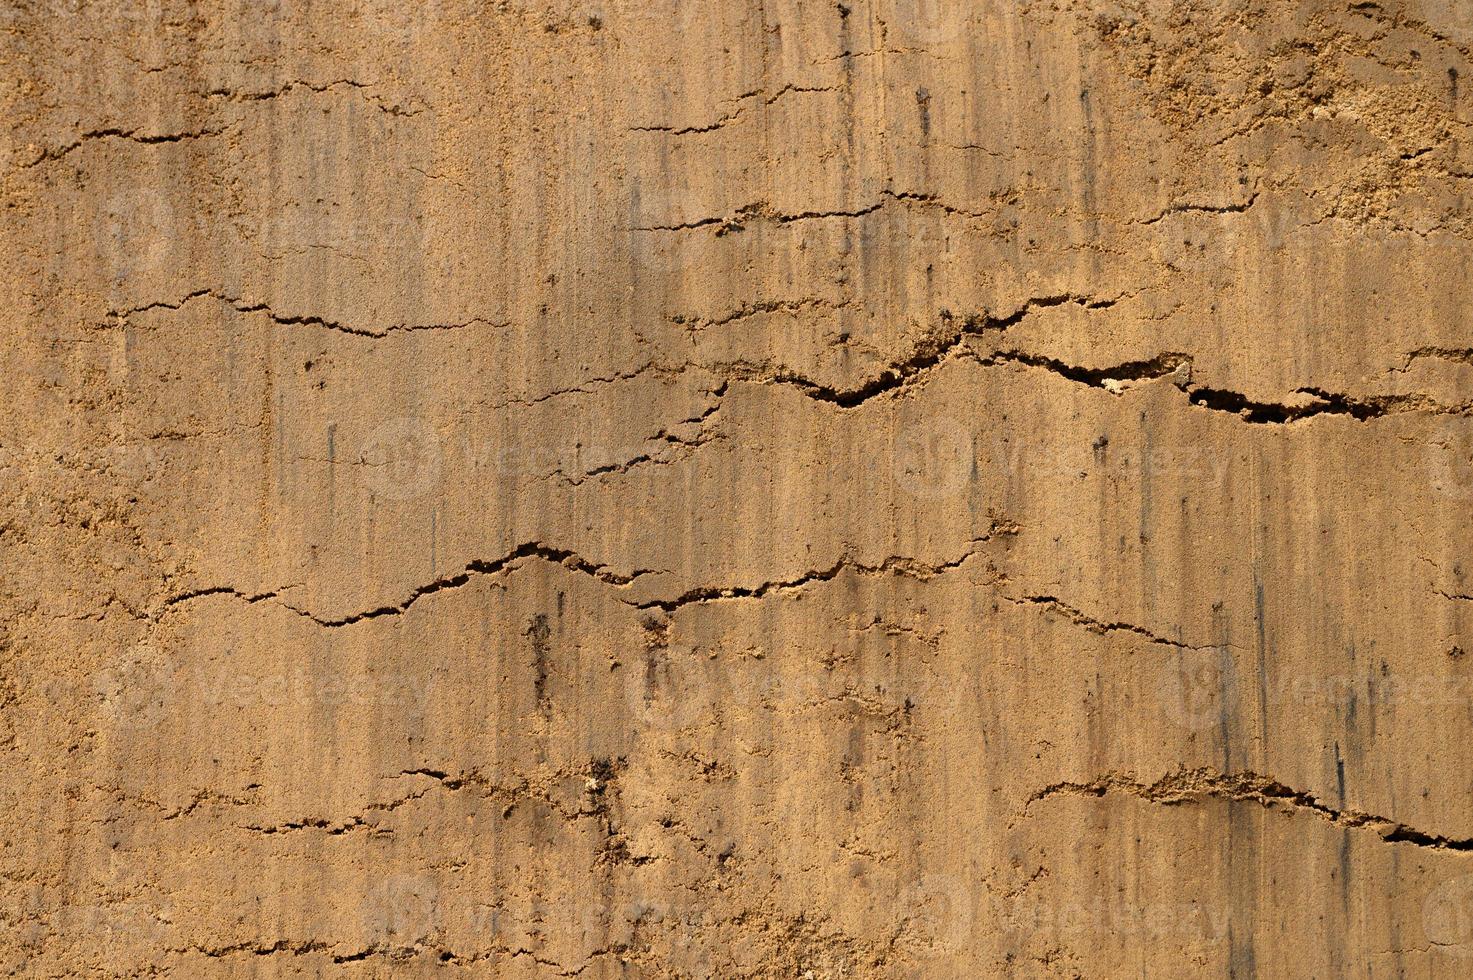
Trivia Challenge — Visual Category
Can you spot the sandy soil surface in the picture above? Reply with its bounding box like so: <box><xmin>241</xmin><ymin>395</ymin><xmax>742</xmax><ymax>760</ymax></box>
<box><xmin>5</xmin><ymin>1</ymin><xmax>1473</xmax><ymax>976</ymax></box>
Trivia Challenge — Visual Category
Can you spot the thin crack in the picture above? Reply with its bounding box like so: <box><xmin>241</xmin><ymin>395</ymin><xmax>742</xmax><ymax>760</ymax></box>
<box><xmin>1025</xmin><ymin>767</ymin><xmax>1473</xmax><ymax>851</ymax></box>
<box><xmin>555</xmin><ymin>389</ymin><xmax>727</xmax><ymax>485</ymax></box>
<box><xmin>20</xmin><ymin>125</ymin><xmax>231</xmax><ymax>168</ymax></box>
<box><xmin>199</xmin><ymin>78</ymin><xmax>423</xmax><ymax>117</ymax></box>
<box><xmin>635</xmin><ymin>530</ymin><xmax>1003</xmax><ymax>613</ymax></box>
<box><xmin>629</xmin><ymin>84</ymin><xmax>838</xmax><ymax>136</ymax></box>
<box><xmin>154</xmin><ymin>523</ymin><xmax>1010</xmax><ymax>625</ymax></box>
<box><xmin>156</xmin><ymin>542</ymin><xmax>657</xmax><ymax>626</ymax></box>
<box><xmin>672</xmin><ymin>296</ymin><xmax>857</xmax><ymax>332</ymax></box>
<box><xmin>630</xmin><ymin>187</ymin><xmax>1016</xmax><ymax>235</ymax></box>
<box><xmin>239</xmin><ymin>815</ymin><xmax>376</xmax><ymax>836</ymax></box>
<box><xmin>1005</xmin><ymin>594</ymin><xmax>1227</xmax><ymax>651</ymax></box>
<box><xmin>108</xmin><ymin>289</ymin><xmax>502</xmax><ymax>338</ymax></box>
<box><xmin>20</xmin><ymin>80</ymin><xmax>419</xmax><ymax>171</ymax></box>
<box><xmin>1139</xmin><ymin>188</ymin><xmax>1262</xmax><ymax>224</ymax></box>
<box><xmin>166</xmin><ymin>940</ymin><xmax>332</xmax><ymax>958</ymax></box>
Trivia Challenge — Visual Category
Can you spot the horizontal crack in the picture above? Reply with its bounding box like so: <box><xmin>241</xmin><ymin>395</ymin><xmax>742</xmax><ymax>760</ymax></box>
<box><xmin>629</xmin><ymin>83</ymin><xmax>838</xmax><ymax>136</ymax></box>
<box><xmin>672</xmin><ymin>296</ymin><xmax>857</xmax><ymax>331</ymax></box>
<box><xmin>1139</xmin><ymin>187</ymin><xmax>1262</xmax><ymax>224</ymax></box>
<box><xmin>167</xmin><ymin>940</ymin><xmax>332</xmax><ymax>959</ymax></box>
<box><xmin>1026</xmin><ymin>767</ymin><xmax>1473</xmax><ymax>851</ymax></box>
<box><xmin>239</xmin><ymin>815</ymin><xmax>377</xmax><ymax>836</ymax></box>
<box><xmin>635</xmin><ymin>524</ymin><xmax>1011</xmax><ymax>613</ymax></box>
<box><xmin>19</xmin><ymin>80</ymin><xmax>420</xmax><ymax>170</ymax></box>
<box><xmin>983</xmin><ymin>349</ymin><xmax>1190</xmax><ymax>393</ymax></box>
<box><xmin>712</xmin><ymin>295</ymin><xmax>1117</xmax><ymax>408</ymax></box>
<box><xmin>199</xmin><ymin>78</ymin><xmax>423</xmax><ymax>117</ymax></box>
<box><xmin>157</xmin><ymin>585</ymin><xmax>283</xmax><ymax>610</ymax></box>
<box><xmin>158</xmin><ymin>524</ymin><xmax>1014</xmax><ymax>625</ymax></box>
<box><xmin>554</xmin><ymin>388</ymin><xmax>727</xmax><ymax>485</ymax></box>
<box><xmin>167</xmin><ymin>936</ymin><xmax>609</xmax><ymax>971</ymax></box>
<box><xmin>109</xmin><ymin>289</ymin><xmax>502</xmax><ymax>338</ymax></box>
<box><xmin>630</xmin><ymin>186</ymin><xmax>1015</xmax><ymax>235</ymax></box>
<box><xmin>1390</xmin><ymin>346</ymin><xmax>1473</xmax><ymax>373</ymax></box>
<box><xmin>281</xmin><ymin>543</ymin><xmax>658</xmax><ymax>627</ymax></box>
<box><xmin>1185</xmin><ymin>383</ymin><xmax>1469</xmax><ymax>423</ymax></box>
<box><xmin>157</xmin><ymin>542</ymin><xmax>658</xmax><ymax>626</ymax></box>
<box><xmin>1004</xmin><ymin>594</ymin><xmax>1225</xmax><ymax>650</ymax></box>
<box><xmin>20</xmin><ymin>125</ymin><xmax>232</xmax><ymax>168</ymax></box>
<box><xmin>975</xmin><ymin>350</ymin><xmax>1473</xmax><ymax>423</ymax></box>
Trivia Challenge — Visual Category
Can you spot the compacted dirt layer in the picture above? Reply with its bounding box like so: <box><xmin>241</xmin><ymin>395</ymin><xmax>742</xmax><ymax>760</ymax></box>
<box><xmin>5</xmin><ymin>0</ymin><xmax>1473</xmax><ymax>976</ymax></box>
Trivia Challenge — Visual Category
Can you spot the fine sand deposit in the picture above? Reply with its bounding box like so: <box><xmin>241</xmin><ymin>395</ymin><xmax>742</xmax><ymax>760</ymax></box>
<box><xmin>5</xmin><ymin>0</ymin><xmax>1473</xmax><ymax>976</ymax></box>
